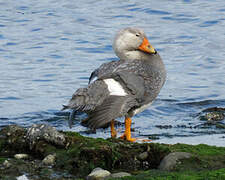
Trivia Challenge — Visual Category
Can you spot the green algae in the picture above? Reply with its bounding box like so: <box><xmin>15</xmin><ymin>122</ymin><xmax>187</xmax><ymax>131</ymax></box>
<box><xmin>169</xmin><ymin>143</ymin><xmax>225</xmax><ymax>156</ymax></box>
<box><xmin>109</xmin><ymin>168</ymin><xmax>225</xmax><ymax>180</ymax></box>
<box><xmin>59</xmin><ymin>133</ymin><xmax>225</xmax><ymax>177</ymax></box>
<box><xmin>0</xmin><ymin>157</ymin><xmax>7</xmax><ymax>164</ymax></box>
<box><xmin>0</xmin><ymin>125</ymin><xmax>225</xmax><ymax>179</ymax></box>
<box><xmin>51</xmin><ymin>133</ymin><xmax>170</xmax><ymax>177</ymax></box>
<box><xmin>167</xmin><ymin>143</ymin><xmax>225</xmax><ymax>172</ymax></box>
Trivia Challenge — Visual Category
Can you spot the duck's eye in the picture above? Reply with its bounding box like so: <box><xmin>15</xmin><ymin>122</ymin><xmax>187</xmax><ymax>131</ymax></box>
<box><xmin>136</xmin><ymin>34</ymin><xmax>140</xmax><ymax>37</ymax></box>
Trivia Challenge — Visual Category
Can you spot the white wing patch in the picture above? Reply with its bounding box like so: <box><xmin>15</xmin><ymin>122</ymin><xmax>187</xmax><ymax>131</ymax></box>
<box><xmin>104</xmin><ymin>79</ymin><xmax>127</xmax><ymax>96</ymax></box>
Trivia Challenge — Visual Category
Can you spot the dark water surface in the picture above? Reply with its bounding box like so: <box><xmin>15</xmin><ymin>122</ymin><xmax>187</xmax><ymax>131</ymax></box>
<box><xmin>0</xmin><ymin>0</ymin><xmax>225</xmax><ymax>146</ymax></box>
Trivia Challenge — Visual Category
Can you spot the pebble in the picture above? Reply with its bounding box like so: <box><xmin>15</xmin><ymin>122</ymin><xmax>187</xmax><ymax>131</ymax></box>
<box><xmin>87</xmin><ymin>167</ymin><xmax>111</xmax><ymax>180</ymax></box>
<box><xmin>138</xmin><ymin>151</ymin><xmax>148</xmax><ymax>161</ymax></box>
<box><xmin>14</xmin><ymin>154</ymin><xmax>29</xmax><ymax>160</ymax></box>
<box><xmin>42</xmin><ymin>154</ymin><xmax>56</xmax><ymax>166</ymax></box>
<box><xmin>3</xmin><ymin>160</ymin><xmax>11</xmax><ymax>168</ymax></box>
<box><xmin>16</xmin><ymin>174</ymin><xmax>29</xmax><ymax>180</ymax></box>
<box><xmin>158</xmin><ymin>152</ymin><xmax>192</xmax><ymax>171</ymax></box>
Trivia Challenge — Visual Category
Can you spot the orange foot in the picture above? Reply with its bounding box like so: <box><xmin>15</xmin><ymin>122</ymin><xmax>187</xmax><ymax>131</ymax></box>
<box><xmin>119</xmin><ymin>117</ymin><xmax>152</xmax><ymax>142</ymax></box>
<box><xmin>120</xmin><ymin>134</ymin><xmax>152</xmax><ymax>142</ymax></box>
<box><xmin>119</xmin><ymin>117</ymin><xmax>136</xmax><ymax>142</ymax></box>
<box><xmin>120</xmin><ymin>133</ymin><xmax>136</xmax><ymax>142</ymax></box>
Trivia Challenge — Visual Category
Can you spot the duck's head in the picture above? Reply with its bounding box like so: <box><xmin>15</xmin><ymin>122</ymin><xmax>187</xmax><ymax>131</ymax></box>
<box><xmin>113</xmin><ymin>27</ymin><xmax>157</xmax><ymax>60</ymax></box>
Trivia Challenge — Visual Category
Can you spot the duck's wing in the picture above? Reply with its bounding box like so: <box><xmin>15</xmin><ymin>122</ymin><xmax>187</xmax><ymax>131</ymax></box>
<box><xmin>89</xmin><ymin>60</ymin><xmax>124</xmax><ymax>84</ymax></box>
<box><xmin>105</xmin><ymin>59</ymin><xmax>166</xmax><ymax>110</ymax></box>
<box><xmin>82</xmin><ymin>95</ymin><xmax>138</xmax><ymax>129</ymax></box>
<box><xmin>62</xmin><ymin>80</ymin><xmax>110</xmax><ymax>112</ymax></box>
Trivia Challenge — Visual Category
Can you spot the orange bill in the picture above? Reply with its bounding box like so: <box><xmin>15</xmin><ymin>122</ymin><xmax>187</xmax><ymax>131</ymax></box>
<box><xmin>139</xmin><ymin>37</ymin><xmax>156</xmax><ymax>54</ymax></box>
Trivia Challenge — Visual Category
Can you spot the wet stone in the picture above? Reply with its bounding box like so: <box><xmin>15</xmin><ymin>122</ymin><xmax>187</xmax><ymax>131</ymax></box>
<box><xmin>205</xmin><ymin>112</ymin><xmax>224</xmax><ymax>121</ymax></box>
<box><xmin>17</xmin><ymin>174</ymin><xmax>29</xmax><ymax>180</ymax></box>
<box><xmin>158</xmin><ymin>152</ymin><xmax>192</xmax><ymax>171</ymax></box>
<box><xmin>138</xmin><ymin>151</ymin><xmax>148</xmax><ymax>161</ymax></box>
<box><xmin>26</xmin><ymin>124</ymin><xmax>66</xmax><ymax>149</ymax></box>
<box><xmin>200</xmin><ymin>107</ymin><xmax>225</xmax><ymax>122</ymax></box>
<box><xmin>14</xmin><ymin>153</ymin><xmax>29</xmax><ymax>160</ymax></box>
<box><xmin>0</xmin><ymin>125</ymin><xmax>27</xmax><ymax>151</ymax></box>
<box><xmin>3</xmin><ymin>160</ymin><xmax>11</xmax><ymax>168</ymax></box>
<box><xmin>87</xmin><ymin>167</ymin><xmax>111</xmax><ymax>180</ymax></box>
<box><xmin>42</xmin><ymin>154</ymin><xmax>56</xmax><ymax>166</ymax></box>
<box><xmin>5</xmin><ymin>125</ymin><xmax>25</xmax><ymax>137</ymax></box>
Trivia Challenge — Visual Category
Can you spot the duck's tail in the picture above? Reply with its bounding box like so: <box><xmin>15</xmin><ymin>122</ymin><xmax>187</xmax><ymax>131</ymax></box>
<box><xmin>61</xmin><ymin>80</ymin><xmax>111</xmax><ymax>128</ymax></box>
<box><xmin>68</xmin><ymin>109</ymin><xmax>76</xmax><ymax>128</ymax></box>
<box><xmin>61</xmin><ymin>105</ymin><xmax>77</xmax><ymax>129</ymax></box>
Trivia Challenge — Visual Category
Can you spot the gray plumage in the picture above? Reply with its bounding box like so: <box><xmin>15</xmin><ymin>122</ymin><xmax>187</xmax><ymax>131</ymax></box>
<box><xmin>62</xmin><ymin>27</ymin><xmax>166</xmax><ymax>130</ymax></box>
<box><xmin>62</xmin><ymin>80</ymin><xmax>110</xmax><ymax>112</ymax></box>
<box><xmin>82</xmin><ymin>96</ymin><xmax>138</xmax><ymax>129</ymax></box>
<box><xmin>89</xmin><ymin>60</ymin><xmax>124</xmax><ymax>84</ymax></box>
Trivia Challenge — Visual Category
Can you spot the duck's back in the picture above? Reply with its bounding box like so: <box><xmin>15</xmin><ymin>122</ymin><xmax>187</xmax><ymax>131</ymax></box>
<box><xmin>89</xmin><ymin>54</ymin><xmax>166</xmax><ymax>107</ymax></box>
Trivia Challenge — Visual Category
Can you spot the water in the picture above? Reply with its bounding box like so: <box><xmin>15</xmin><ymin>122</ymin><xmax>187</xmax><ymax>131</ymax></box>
<box><xmin>0</xmin><ymin>0</ymin><xmax>225</xmax><ymax>146</ymax></box>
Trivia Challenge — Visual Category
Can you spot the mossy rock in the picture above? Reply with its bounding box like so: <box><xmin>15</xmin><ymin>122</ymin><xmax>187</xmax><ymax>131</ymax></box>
<box><xmin>108</xmin><ymin>168</ymin><xmax>225</xmax><ymax>180</ymax></box>
<box><xmin>0</xmin><ymin>125</ymin><xmax>28</xmax><ymax>156</ymax></box>
<box><xmin>54</xmin><ymin>135</ymin><xmax>170</xmax><ymax>177</ymax></box>
<box><xmin>199</xmin><ymin>107</ymin><xmax>225</xmax><ymax>129</ymax></box>
<box><xmin>0</xmin><ymin>125</ymin><xmax>225</xmax><ymax>179</ymax></box>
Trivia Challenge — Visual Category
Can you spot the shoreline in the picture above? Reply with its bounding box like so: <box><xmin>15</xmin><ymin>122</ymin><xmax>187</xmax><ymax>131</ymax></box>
<box><xmin>0</xmin><ymin>124</ymin><xmax>225</xmax><ymax>179</ymax></box>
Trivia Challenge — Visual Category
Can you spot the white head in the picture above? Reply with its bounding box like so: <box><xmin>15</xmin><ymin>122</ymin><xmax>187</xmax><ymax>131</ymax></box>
<box><xmin>113</xmin><ymin>27</ymin><xmax>157</xmax><ymax>60</ymax></box>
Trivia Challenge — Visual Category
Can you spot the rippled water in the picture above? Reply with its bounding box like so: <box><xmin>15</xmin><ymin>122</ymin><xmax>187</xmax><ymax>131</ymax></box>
<box><xmin>0</xmin><ymin>0</ymin><xmax>225</xmax><ymax>146</ymax></box>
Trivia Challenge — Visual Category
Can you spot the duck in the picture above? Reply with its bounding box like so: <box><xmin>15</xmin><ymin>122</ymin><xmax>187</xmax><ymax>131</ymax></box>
<box><xmin>62</xmin><ymin>27</ymin><xmax>166</xmax><ymax>142</ymax></box>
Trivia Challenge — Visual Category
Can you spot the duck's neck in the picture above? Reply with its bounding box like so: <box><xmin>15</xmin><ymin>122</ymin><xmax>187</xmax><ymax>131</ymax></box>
<box><xmin>117</xmin><ymin>50</ymin><xmax>165</xmax><ymax>71</ymax></box>
<box><xmin>116</xmin><ymin>50</ymin><xmax>142</xmax><ymax>61</ymax></box>
<box><xmin>117</xmin><ymin>50</ymin><xmax>161</xmax><ymax>63</ymax></box>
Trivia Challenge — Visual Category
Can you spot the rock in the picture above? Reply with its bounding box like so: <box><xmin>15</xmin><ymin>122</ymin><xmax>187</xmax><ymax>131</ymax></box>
<box><xmin>158</xmin><ymin>152</ymin><xmax>192</xmax><ymax>171</ymax></box>
<box><xmin>138</xmin><ymin>151</ymin><xmax>148</xmax><ymax>161</ymax></box>
<box><xmin>205</xmin><ymin>112</ymin><xmax>224</xmax><ymax>121</ymax></box>
<box><xmin>42</xmin><ymin>154</ymin><xmax>56</xmax><ymax>166</ymax></box>
<box><xmin>3</xmin><ymin>160</ymin><xmax>11</xmax><ymax>168</ymax></box>
<box><xmin>26</xmin><ymin>124</ymin><xmax>66</xmax><ymax>149</ymax></box>
<box><xmin>16</xmin><ymin>174</ymin><xmax>29</xmax><ymax>180</ymax></box>
<box><xmin>109</xmin><ymin>172</ymin><xmax>131</xmax><ymax>178</ymax></box>
<box><xmin>5</xmin><ymin>125</ymin><xmax>25</xmax><ymax>137</ymax></box>
<box><xmin>1</xmin><ymin>125</ymin><xmax>28</xmax><ymax>151</ymax></box>
<box><xmin>91</xmin><ymin>167</ymin><xmax>104</xmax><ymax>173</ymax></box>
<box><xmin>200</xmin><ymin>107</ymin><xmax>225</xmax><ymax>121</ymax></box>
<box><xmin>14</xmin><ymin>153</ymin><xmax>29</xmax><ymax>160</ymax></box>
<box><xmin>87</xmin><ymin>167</ymin><xmax>111</xmax><ymax>180</ymax></box>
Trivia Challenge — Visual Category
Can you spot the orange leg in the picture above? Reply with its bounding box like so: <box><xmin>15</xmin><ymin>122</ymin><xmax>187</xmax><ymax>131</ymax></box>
<box><xmin>111</xmin><ymin>119</ymin><xmax>117</xmax><ymax>138</ymax></box>
<box><xmin>120</xmin><ymin>117</ymin><xmax>152</xmax><ymax>142</ymax></box>
<box><xmin>120</xmin><ymin>117</ymin><xmax>136</xmax><ymax>142</ymax></box>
